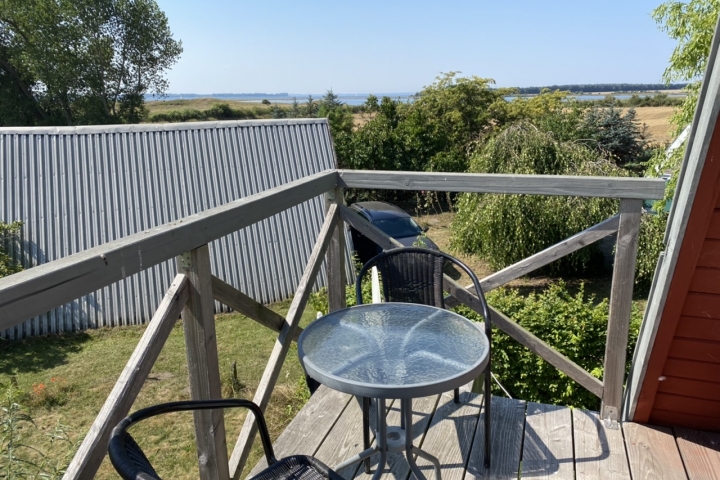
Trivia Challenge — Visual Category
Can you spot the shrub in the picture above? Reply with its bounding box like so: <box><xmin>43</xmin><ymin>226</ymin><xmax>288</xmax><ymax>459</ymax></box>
<box><xmin>0</xmin><ymin>221</ymin><xmax>22</xmax><ymax>278</ymax></box>
<box><xmin>455</xmin><ymin>282</ymin><xmax>643</xmax><ymax>409</ymax></box>
<box><xmin>451</xmin><ymin>122</ymin><xmax>626</xmax><ymax>275</ymax></box>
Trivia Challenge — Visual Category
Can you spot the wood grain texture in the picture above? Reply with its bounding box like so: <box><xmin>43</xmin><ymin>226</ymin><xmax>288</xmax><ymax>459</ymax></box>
<box><xmin>674</xmin><ymin>427</ymin><xmax>720</xmax><ymax>480</ymax></box>
<box><xmin>681</xmin><ymin>293</ymin><xmax>720</xmax><ymax>319</ymax></box>
<box><xmin>522</xmin><ymin>402</ymin><xmax>574</xmax><ymax>480</ymax></box>
<box><xmin>314</xmin><ymin>398</ymin><xmax>395</xmax><ymax>479</ymax></box>
<box><xmin>602</xmin><ymin>198</ymin><xmax>642</xmax><ymax>423</ymax></box>
<box><xmin>409</xmin><ymin>384</ymin><xmax>481</xmax><ymax>480</ymax></box>
<box><xmin>177</xmin><ymin>246</ymin><xmax>229</xmax><ymax>480</ymax></box>
<box><xmin>668</xmin><ymin>338</ymin><xmax>720</xmax><ymax>363</ymax></box>
<box><xmin>336</xmin><ymin>170</ymin><xmax>666</xmax><ymax>199</ymax></box>
<box><xmin>663</xmin><ymin>358</ymin><xmax>720</xmax><ymax>382</ymax></box>
<box><xmin>464</xmin><ymin>396</ymin><xmax>525</xmax><ymax>480</ymax></box>
<box><xmin>326</xmin><ymin>188</ymin><xmax>347</xmax><ymax>313</ymax></box>
<box><xmin>706</xmin><ymin>210</ymin><xmax>720</xmax><ymax>238</ymax></box>
<box><xmin>64</xmin><ymin>274</ymin><xmax>189</xmax><ymax>480</ymax></box>
<box><xmin>247</xmin><ymin>386</ymin><xmax>352</xmax><ymax>477</ymax></box>
<box><xmin>479</xmin><ymin>215</ymin><xmax>619</xmax><ymax>292</ymax></box>
<box><xmin>657</xmin><ymin>376</ymin><xmax>720</xmax><ymax>401</ymax></box>
<box><xmin>650</xmin><ymin>410</ymin><xmax>720</xmax><ymax>432</ymax></box>
<box><xmin>675</xmin><ymin>316</ymin><xmax>720</xmax><ymax>342</ymax></box>
<box><xmin>211</xmin><ymin>275</ymin><xmax>301</xmax><ymax>340</ymax></box>
<box><xmin>229</xmin><ymin>205</ymin><xmax>339</xmax><ymax>479</ymax></box>
<box><xmin>697</xmin><ymin>239</ymin><xmax>720</xmax><ymax>267</ymax></box>
<box><xmin>353</xmin><ymin>395</ymin><xmax>440</xmax><ymax>480</ymax></box>
<box><xmin>654</xmin><ymin>393</ymin><xmax>720</xmax><ymax>417</ymax></box>
<box><xmin>572</xmin><ymin>409</ymin><xmax>630</xmax><ymax>480</ymax></box>
<box><xmin>688</xmin><ymin>267</ymin><xmax>720</xmax><ymax>294</ymax></box>
<box><xmin>622</xmin><ymin>423</ymin><xmax>687</xmax><ymax>479</ymax></box>
<box><xmin>0</xmin><ymin>170</ymin><xmax>337</xmax><ymax>332</ymax></box>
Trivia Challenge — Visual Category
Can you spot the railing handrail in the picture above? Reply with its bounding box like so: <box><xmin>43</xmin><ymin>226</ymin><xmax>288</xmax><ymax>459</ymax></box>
<box><xmin>0</xmin><ymin>170</ymin><xmax>337</xmax><ymax>332</ymax></box>
<box><xmin>337</xmin><ymin>169</ymin><xmax>666</xmax><ymax>199</ymax></box>
<box><xmin>0</xmin><ymin>169</ymin><xmax>663</xmax><ymax>334</ymax></box>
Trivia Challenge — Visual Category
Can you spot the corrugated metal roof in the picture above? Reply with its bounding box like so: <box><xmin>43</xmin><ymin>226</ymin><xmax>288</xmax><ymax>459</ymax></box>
<box><xmin>0</xmin><ymin>119</ymin><xmax>340</xmax><ymax>338</ymax></box>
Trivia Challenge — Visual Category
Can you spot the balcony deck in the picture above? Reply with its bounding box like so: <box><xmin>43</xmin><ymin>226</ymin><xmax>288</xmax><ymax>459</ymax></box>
<box><xmin>248</xmin><ymin>385</ymin><xmax>720</xmax><ymax>480</ymax></box>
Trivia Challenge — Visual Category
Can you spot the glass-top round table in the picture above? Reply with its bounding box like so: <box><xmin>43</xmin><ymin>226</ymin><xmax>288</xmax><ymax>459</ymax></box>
<box><xmin>297</xmin><ymin>303</ymin><xmax>489</xmax><ymax>480</ymax></box>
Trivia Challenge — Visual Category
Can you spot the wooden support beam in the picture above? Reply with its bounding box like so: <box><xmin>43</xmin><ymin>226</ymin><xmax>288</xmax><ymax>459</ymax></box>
<box><xmin>602</xmin><ymin>199</ymin><xmax>642</xmax><ymax>425</ymax></box>
<box><xmin>210</xmin><ymin>275</ymin><xmax>301</xmax><ymax>340</ymax></box>
<box><xmin>460</xmin><ymin>300</ymin><xmax>604</xmax><ymax>399</ymax></box>
<box><xmin>177</xmin><ymin>246</ymin><xmax>229</xmax><ymax>480</ymax></box>
<box><xmin>326</xmin><ymin>187</ymin><xmax>347</xmax><ymax>312</ymax></box>
<box><xmin>337</xmin><ymin>170</ymin><xmax>666</xmax><ymax>200</ymax></box>
<box><xmin>341</xmin><ymin>204</ymin><xmax>604</xmax><ymax>399</ymax></box>
<box><xmin>229</xmin><ymin>205</ymin><xmax>339</xmax><ymax>479</ymax></box>
<box><xmin>64</xmin><ymin>274</ymin><xmax>189</xmax><ymax>480</ymax></box>
<box><xmin>476</xmin><ymin>215</ymin><xmax>619</xmax><ymax>293</ymax></box>
<box><xmin>0</xmin><ymin>170</ymin><xmax>337</xmax><ymax>332</ymax></box>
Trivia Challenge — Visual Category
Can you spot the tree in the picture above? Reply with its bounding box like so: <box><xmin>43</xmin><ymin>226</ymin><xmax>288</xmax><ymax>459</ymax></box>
<box><xmin>0</xmin><ymin>0</ymin><xmax>182</xmax><ymax>126</ymax></box>
<box><xmin>653</xmin><ymin>0</ymin><xmax>720</xmax><ymax>130</ymax></box>
<box><xmin>633</xmin><ymin>1</ymin><xmax>720</xmax><ymax>290</ymax></box>
<box><xmin>318</xmin><ymin>89</ymin><xmax>353</xmax><ymax>138</ymax></box>
<box><xmin>452</xmin><ymin>121</ymin><xmax>628</xmax><ymax>275</ymax></box>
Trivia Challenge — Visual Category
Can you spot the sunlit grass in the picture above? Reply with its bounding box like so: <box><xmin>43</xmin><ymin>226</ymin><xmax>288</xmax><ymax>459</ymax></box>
<box><xmin>0</xmin><ymin>299</ymin><xmax>316</xmax><ymax>479</ymax></box>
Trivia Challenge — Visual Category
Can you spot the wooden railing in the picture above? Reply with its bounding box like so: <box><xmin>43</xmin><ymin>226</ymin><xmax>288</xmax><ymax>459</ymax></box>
<box><xmin>0</xmin><ymin>169</ymin><xmax>664</xmax><ymax>480</ymax></box>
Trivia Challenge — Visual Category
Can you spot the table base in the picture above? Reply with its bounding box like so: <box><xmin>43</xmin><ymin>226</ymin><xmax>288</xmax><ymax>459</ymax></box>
<box><xmin>334</xmin><ymin>398</ymin><xmax>441</xmax><ymax>480</ymax></box>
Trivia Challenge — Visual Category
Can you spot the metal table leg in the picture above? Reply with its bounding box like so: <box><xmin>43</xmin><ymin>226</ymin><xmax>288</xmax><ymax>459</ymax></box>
<box><xmin>335</xmin><ymin>398</ymin><xmax>442</xmax><ymax>480</ymax></box>
<box><xmin>402</xmin><ymin>398</ymin><xmax>441</xmax><ymax>480</ymax></box>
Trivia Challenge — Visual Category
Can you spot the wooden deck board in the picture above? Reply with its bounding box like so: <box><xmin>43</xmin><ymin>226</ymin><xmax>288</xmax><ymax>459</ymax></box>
<box><xmin>674</xmin><ymin>427</ymin><xmax>720</xmax><ymax>480</ymax></box>
<box><xmin>314</xmin><ymin>397</ymin><xmax>395</xmax><ymax>479</ymax></box>
<box><xmin>573</xmin><ymin>409</ymin><xmax>631</xmax><ymax>480</ymax></box>
<box><xmin>353</xmin><ymin>394</ymin><xmax>440</xmax><ymax>480</ymax></box>
<box><xmin>623</xmin><ymin>423</ymin><xmax>687</xmax><ymax>480</ymax></box>
<box><xmin>246</xmin><ymin>385</ymin><xmax>352</xmax><ymax>478</ymax></box>
<box><xmin>408</xmin><ymin>384</ymin><xmax>481</xmax><ymax>480</ymax></box>
<box><xmin>522</xmin><ymin>402</ymin><xmax>574</xmax><ymax>480</ymax></box>
<box><xmin>248</xmin><ymin>388</ymin><xmax>719</xmax><ymax>480</ymax></box>
<box><xmin>464</xmin><ymin>396</ymin><xmax>525</xmax><ymax>480</ymax></box>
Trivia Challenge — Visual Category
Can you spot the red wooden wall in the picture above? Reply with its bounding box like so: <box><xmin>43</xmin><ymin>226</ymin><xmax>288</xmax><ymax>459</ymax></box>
<box><xmin>633</xmin><ymin>119</ymin><xmax>720</xmax><ymax>431</ymax></box>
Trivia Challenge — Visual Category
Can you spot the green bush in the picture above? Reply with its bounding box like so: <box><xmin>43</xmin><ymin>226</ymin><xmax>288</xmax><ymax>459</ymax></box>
<box><xmin>456</xmin><ymin>282</ymin><xmax>642</xmax><ymax>409</ymax></box>
<box><xmin>0</xmin><ymin>222</ymin><xmax>22</xmax><ymax>278</ymax></box>
<box><xmin>451</xmin><ymin>122</ymin><xmax>627</xmax><ymax>275</ymax></box>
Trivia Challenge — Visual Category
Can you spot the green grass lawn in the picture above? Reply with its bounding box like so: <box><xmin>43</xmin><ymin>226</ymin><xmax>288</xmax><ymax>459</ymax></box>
<box><xmin>0</xmin><ymin>300</ymin><xmax>316</xmax><ymax>479</ymax></box>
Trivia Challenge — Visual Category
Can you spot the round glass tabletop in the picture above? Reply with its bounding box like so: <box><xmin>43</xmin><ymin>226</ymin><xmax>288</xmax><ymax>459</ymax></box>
<box><xmin>297</xmin><ymin>303</ymin><xmax>489</xmax><ymax>399</ymax></box>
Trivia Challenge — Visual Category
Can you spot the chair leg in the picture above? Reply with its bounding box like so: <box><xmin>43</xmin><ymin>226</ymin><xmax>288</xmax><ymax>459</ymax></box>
<box><xmin>305</xmin><ymin>375</ymin><xmax>320</xmax><ymax>395</ymax></box>
<box><xmin>484</xmin><ymin>369</ymin><xmax>491</xmax><ymax>469</ymax></box>
<box><xmin>453</xmin><ymin>387</ymin><xmax>460</xmax><ymax>404</ymax></box>
<box><xmin>362</xmin><ymin>397</ymin><xmax>372</xmax><ymax>474</ymax></box>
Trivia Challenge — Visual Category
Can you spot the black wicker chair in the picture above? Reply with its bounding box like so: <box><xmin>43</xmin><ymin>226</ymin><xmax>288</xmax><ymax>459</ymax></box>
<box><xmin>108</xmin><ymin>399</ymin><xmax>342</xmax><ymax>480</ymax></box>
<box><xmin>355</xmin><ymin>247</ymin><xmax>492</xmax><ymax>470</ymax></box>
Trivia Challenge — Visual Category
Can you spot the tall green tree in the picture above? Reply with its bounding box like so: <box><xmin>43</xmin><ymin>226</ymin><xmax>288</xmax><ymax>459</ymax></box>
<box><xmin>0</xmin><ymin>0</ymin><xmax>182</xmax><ymax>126</ymax></box>
<box><xmin>653</xmin><ymin>0</ymin><xmax>720</xmax><ymax>130</ymax></box>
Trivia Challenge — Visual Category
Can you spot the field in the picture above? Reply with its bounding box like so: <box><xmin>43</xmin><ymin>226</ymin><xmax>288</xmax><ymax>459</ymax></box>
<box><xmin>631</xmin><ymin>106</ymin><xmax>676</xmax><ymax>145</ymax></box>
<box><xmin>144</xmin><ymin>98</ymin><xmax>677</xmax><ymax>146</ymax></box>
<box><xmin>145</xmin><ymin>98</ymin><xmax>268</xmax><ymax>115</ymax></box>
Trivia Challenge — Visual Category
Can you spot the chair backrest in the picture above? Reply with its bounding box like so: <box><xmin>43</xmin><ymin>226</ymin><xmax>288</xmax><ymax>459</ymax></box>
<box><xmin>356</xmin><ymin>248</ymin><xmax>489</xmax><ymax>325</ymax></box>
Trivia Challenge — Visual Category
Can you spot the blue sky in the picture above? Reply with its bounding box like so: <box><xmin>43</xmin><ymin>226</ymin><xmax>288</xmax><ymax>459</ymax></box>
<box><xmin>154</xmin><ymin>0</ymin><xmax>678</xmax><ymax>94</ymax></box>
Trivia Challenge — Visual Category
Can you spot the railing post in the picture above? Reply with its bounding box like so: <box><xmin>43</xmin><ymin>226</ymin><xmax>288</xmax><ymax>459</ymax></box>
<box><xmin>176</xmin><ymin>245</ymin><xmax>229</xmax><ymax>480</ymax></box>
<box><xmin>326</xmin><ymin>187</ymin><xmax>347</xmax><ymax>312</ymax></box>
<box><xmin>601</xmin><ymin>198</ymin><xmax>642</xmax><ymax>427</ymax></box>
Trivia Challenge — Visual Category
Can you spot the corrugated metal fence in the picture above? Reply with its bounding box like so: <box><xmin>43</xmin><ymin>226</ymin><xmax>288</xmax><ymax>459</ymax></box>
<box><xmin>0</xmin><ymin>119</ymin><xmax>340</xmax><ymax>339</ymax></box>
